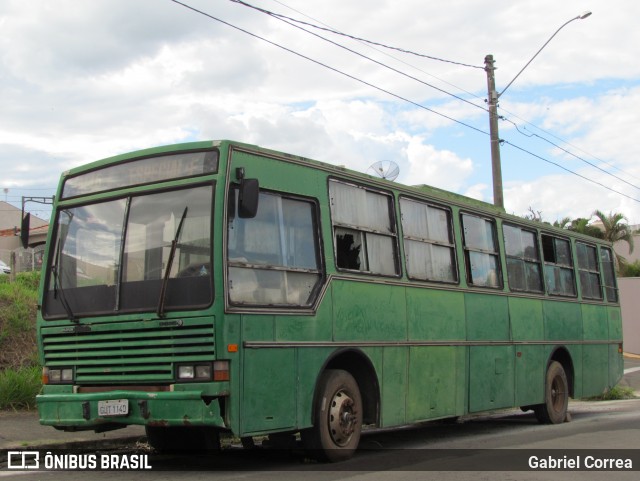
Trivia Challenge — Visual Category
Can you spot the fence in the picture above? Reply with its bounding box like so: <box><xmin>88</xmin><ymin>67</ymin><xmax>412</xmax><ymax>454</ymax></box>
<box><xmin>0</xmin><ymin>246</ymin><xmax>46</xmax><ymax>275</ymax></box>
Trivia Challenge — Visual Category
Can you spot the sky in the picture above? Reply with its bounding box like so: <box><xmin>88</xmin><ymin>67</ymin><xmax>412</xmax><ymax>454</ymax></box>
<box><xmin>1</xmin><ymin>0</ymin><xmax>640</xmax><ymax>226</ymax></box>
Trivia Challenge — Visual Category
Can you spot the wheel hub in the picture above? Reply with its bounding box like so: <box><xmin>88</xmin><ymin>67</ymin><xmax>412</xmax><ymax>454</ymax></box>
<box><xmin>328</xmin><ymin>390</ymin><xmax>358</xmax><ymax>446</ymax></box>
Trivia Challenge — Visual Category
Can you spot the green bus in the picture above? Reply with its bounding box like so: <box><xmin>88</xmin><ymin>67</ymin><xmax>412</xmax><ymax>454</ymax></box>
<box><xmin>33</xmin><ymin>140</ymin><xmax>623</xmax><ymax>461</ymax></box>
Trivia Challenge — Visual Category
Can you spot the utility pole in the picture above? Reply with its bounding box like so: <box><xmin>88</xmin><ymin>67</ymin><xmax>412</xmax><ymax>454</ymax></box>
<box><xmin>483</xmin><ymin>12</ymin><xmax>592</xmax><ymax>211</ymax></box>
<box><xmin>484</xmin><ymin>54</ymin><xmax>503</xmax><ymax>209</ymax></box>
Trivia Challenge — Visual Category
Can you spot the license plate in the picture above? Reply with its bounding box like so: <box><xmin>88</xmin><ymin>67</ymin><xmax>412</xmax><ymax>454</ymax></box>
<box><xmin>98</xmin><ymin>399</ymin><xmax>129</xmax><ymax>417</ymax></box>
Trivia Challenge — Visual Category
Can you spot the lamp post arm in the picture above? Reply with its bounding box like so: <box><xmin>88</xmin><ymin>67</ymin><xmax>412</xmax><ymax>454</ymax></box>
<box><xmin>498</xmin><ymin>13</ymin><xmax>589</xmax><ymax>98</ymax></box>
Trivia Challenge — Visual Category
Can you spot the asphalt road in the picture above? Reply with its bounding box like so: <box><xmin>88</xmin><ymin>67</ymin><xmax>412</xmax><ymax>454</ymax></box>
<box><xmin>1</xmin><ymin>357</ymin><xmax>639</xmax><ymax>480</ymax></box>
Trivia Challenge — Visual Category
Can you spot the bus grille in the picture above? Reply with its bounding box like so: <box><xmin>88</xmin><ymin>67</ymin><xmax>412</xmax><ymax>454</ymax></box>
<box><xmin>41</xmin><ymin>318</ymin><xmax>215</xmax><ymax>384</ymax></box>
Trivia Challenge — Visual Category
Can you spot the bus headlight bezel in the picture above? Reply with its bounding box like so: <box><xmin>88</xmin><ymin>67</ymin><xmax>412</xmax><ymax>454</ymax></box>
<box><xmin>176</xmin><ymin>362</ymin><xmax>214</xmax><ymax>382</ymax></box>
<box><xmin>44</xmin><ymin>367</ymin><xmax>74</xmax><ymax>384</ymax></box>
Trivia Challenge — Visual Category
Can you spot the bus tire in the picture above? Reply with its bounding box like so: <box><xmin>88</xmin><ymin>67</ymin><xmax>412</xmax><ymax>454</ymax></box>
<box><xmin>303</xmin><ymin>369</ymin><xmax>363</xmax><ymax>462</ymax></box>
<box><xmin>534</xmin><ymin>361</ymin><xmax>569</xmax><ymax>424</ymax></box>
<box><xmin>145</xmin><ymin>426</ymin><xmax>220</xmax><ymax>453</ymax></box>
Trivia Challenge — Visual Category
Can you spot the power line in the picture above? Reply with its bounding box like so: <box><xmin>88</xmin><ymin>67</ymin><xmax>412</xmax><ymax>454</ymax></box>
<box><xmin>501</xmin><ymin>117</ymin><xmax>640</xmax><ymax>192</ymax></box>
<box><xmin>229</xmin><ymin>0</ymin><xmax>487</xmax><ymax>112</ymax></box>
<box><xmin>169</xmin><ymin>0</ymin><xmax>640</xmax><ymax>205</ymax></box>
<box><xmin>503</xmin><ymin>140</ymin><xmax>640</xmax><ymax>203</ymax></box>
<box><xmin>270</xmin><ymin>0</ymin><xmax>488</xmax><ymax>107</ymax></box>
<box><xmin>232</xmin><ymin>0</ymin><xmax>484</xmax><ymax>69</ymax></box>
<box><xmin>241</xmin><ymin>1</ymin><xmax>640</xmax><ymax>196</ymax></box>
<box><xmin>499</xmin><ymin>106</ymin><xmax>640</xmax><ymax>185</ymax></box>
<box><xmin>169</xmin><ymin>0</ymin><xmax>489</xmax><ymax>136</ymax></box>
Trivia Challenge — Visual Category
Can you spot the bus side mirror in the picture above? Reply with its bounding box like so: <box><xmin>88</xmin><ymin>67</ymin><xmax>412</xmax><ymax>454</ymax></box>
<box><xmin>238</xmin><ymin>178</ymin><xmax>259</xmax><ymax>218</ymax></box>
<box><xmin>21</xmin><ymin>213</ymin><xmax>31</xmax><ymax>249</ymax></box>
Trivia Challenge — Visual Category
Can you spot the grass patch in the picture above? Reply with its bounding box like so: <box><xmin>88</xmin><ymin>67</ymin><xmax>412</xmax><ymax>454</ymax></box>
<box><xmin>0</xmin><ymin>365</ymin><xmax>41</xmax><ymax>410</ymax></box>
<box><xmin>0</xmin><ymin>272</ymin><xmax>41</xmax><ymax>410</ymax></box>
<box><xmin>0</xmin><ymin>272</ymin><xmax>39</xmax><ymax>370</ymax></box>
<box><xmin>587</xmin><ymin>384</ymin><xmax>636</xmax><ymax>401</ymax></box>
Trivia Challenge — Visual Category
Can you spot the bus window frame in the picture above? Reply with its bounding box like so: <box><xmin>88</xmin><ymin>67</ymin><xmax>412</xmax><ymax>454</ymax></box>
<box><xmin>42</xmin><ymin>181</ymin><xmax>216</xmax><ymax>320</ymax></box>
<box><xmin>226</xmin><ymin>186</ymin><xmax>325</xmax><ymax>310</ymax></box>
<box><xmin>576</xmin><ymin>241</ymin><xmax>604</xmax><ymax>301</ymax></box>
<box><xmin>328</xmin><ymin>178</ymin><xmax>401</xmax><ymax>279</ymax></box>
<box><xmin>398</xmin><ymin>195</ymin><xmax>459</xmax><ymax>285</ymax></box>
<box><xmin>502</xmin><ymin>222</ymin><xmax>544</xmax><ymax>294</ymax></box>
<box><xmin>541</xmin><ymin>233</ymin><xmax>578</xmax><ymax>298</ymax></box>
<box><xmin>460</xmin><ymin>211</ymin><xmax>503</xmax><ymax>289</ymax></box>
<box><xmin>599</xmin><ymin>245</ymin><xmax>619</xmax><ymax>303</ymax></box>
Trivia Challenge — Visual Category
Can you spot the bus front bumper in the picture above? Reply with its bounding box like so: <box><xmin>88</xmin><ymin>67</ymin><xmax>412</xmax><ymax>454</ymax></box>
<box><xmin>36</xmin><ymin>386</ymin><xmax>228</xmax><ymax>432</ymax></box>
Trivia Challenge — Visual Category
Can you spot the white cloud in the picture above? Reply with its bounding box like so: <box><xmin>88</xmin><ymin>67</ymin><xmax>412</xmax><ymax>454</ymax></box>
<box><xmin>0</xmin><ymin>0</ymin><xmax>639</xmax><ymax>225</ymax></box>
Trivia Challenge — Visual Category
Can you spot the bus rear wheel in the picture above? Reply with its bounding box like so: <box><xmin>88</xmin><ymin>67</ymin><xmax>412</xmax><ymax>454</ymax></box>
<box><xmin>534</xmin><ymin>361</ymin><xmax>569</xmax><ymax>424</ymax></box>
<box><xmin>303</xmin><ymin>369</ymin><xmax>363</xmax><ymax>462</ymax></box>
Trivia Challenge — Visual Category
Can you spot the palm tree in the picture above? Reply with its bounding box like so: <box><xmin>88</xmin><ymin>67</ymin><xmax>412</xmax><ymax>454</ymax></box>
<box><xmin>568</xmin><ymin>218</ymin><xmax>604</xmax><ymax>239</ymax></box>
<box><xmin>592</xmin><ymin>210</ymin><xmax>634</xmax><ymax>269</ymax></box>
<box><xmin>553</xmin><ymin>217</ymin><xmax>571</xmax><ymax>229</ymax></box>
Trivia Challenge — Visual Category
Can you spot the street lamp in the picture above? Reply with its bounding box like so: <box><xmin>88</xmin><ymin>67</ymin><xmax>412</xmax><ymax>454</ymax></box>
<box><xmin>485</xmin><ymin>11</ymin><xmax>592</xmax><ymax>209</ymax></box>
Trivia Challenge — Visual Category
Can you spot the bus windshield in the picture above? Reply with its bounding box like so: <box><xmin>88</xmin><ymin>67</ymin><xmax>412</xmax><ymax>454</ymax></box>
<box><xmin>43</xmin><ymin>184</ymin><xmax>213</xmax><ymax>319</ymax></box>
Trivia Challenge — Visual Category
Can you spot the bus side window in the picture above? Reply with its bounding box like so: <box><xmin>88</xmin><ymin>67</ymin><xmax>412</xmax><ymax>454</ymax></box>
<box><xmin>502</xmin><ymin>224</ymin><xmax>543</xmax><ymax>293</ymax></box>
<box><xmin>541</xmin><ymin>234</ymin><xmax>576</xmax><ymax>297</ymax></box>
<box><xmin>461</xmin><ymin>213</ymin><xmax>502</xmax><ymax>288</ymax></box>
<box><xmin>329</xmin><ymin>180</ymin><xmax>399</xmax><ymax>276</ymax></box>
<box><xmin>600</xmin><ymin>246</ymin><xmax>618</xmax><ymax>302</ymax></box>
<box><xmin>227</xmin><ymin>190</ymin><xmax>323</xmax><ymax>307</ymax></box>
<box><xmin>576</xmin><ymin>242</ymin><xmax>603</xmax><ymax>300</ymax></box>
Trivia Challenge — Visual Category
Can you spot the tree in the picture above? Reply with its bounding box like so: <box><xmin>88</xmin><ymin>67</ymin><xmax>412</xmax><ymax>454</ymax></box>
<box><xmin>568</xmin><ymin>218</ymin><xmax>604</xmax><ymax>239</ymax></box>
<box><xmin>553</xmin><ymin>217</ymin><xmax>571</xmax><ymax>229</ymax></box>
<box><xmin>621</xmin><ymin>260</ymin><xmax>640</xmax><ymax>277</ymax></box>
<box><xmin>592</xmin><ymin>210</ymin><xmax>634</xmax><ymax>269</ymax></box>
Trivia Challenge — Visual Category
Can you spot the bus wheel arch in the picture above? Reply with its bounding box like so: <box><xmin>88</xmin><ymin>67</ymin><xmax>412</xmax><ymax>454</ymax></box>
<box><xmin>534</xmin><ymin>347</ymin><xmax>574</xmax><ymax>424</ymax></box>
<box><xmin>548</xmin><ymin>347</ymin><xmax>575</xmax><ymax>398</ymax></box>
<box><xmin>322</xmin><ymin>348</ymin><xmax>380</xmax><ymax>426</ymax></box>
<box><xmin>303</xmin><ymin>349</ymin><xmax>380</xmax><ymax>461</ymax></box>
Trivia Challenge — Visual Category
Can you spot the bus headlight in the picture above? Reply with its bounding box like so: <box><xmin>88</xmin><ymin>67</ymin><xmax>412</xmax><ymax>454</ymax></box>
<box><xmin>43</xmin><ymin>367</ymin><xmax>74</xmax><ymax>384</ymax></box>
<box><xmin>176</xmin><ymin>363</ymin><xmax>214</xmax><ymax>381</ymax></box>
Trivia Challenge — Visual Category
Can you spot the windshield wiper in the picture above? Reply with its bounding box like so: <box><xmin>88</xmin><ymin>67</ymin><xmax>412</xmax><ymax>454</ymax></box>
<box><xmin>157</xmin><ymin>206</ymin><xmax>188</xmax><ymax>318</ymax></box>
<box><xmin>52</xmin><ymin>243</ymin><xmax>78</xmax><ymax>323</ymax></box>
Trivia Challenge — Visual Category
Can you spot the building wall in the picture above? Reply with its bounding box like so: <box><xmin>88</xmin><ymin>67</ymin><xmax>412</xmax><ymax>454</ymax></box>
<box><xmin>619</xmin><ymin>277</ymin><xmax>640</xmax><ymax>355</ymax></box>
<box><xmin>614</xmin><ymin>233</ymin><xmax>640</xmax><ymax>264</ymax></box>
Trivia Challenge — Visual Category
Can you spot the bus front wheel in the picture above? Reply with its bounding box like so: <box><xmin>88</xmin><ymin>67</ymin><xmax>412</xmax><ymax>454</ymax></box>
<box><xmin>534</xmin><ymin>361</ymin><xmax>569</xmax><ymax>424</ymax></box>
<box><xmin>303</xmin><ymin>369</ymin><xmax>363</xmax><ymax>462</ymax></box>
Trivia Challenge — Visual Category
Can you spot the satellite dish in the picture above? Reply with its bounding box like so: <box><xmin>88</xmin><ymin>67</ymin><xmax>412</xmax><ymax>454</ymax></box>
<box><xmin>367</xmin><ymin>160</ymin><xmax>400</xmax><ymax>181</ymax></box>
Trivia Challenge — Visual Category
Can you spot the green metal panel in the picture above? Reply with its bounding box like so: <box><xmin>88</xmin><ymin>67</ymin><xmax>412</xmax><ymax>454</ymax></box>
<box><xmin>565</xmin><ymin>344</ymin><xmax>583</xmax><ymax>399</ymax></box>
<box><xmin>407</xmin><ymin>346</ymin><xmax>459</xmax><ymax>422</ymax></box>
<box><xmin>38</xmin><ymin>388</ymin><xmax>225</xmax><ymax>429</ymax></box>
<box><xmin>465</xmin><ymin>293</ymin><xmax>509</xmax><ymax>341</ymax></box>
<box><xmin>241</xmin><ymin>348</ymin><xmax>296</xmax><ymax>434</ymax></box>
<box><xmin>581</xmin><ymin>304</ymin><xmax>608</xmax><ymax>340</ymax></box>
<box><xmin>509</xmin><ymin>297</ymin><xmax>544</xmax><ymax>341</ymax></box>
<box><xmin>242</xmin><ymin>314</ymin><xmax>275</xmax><ymax>341</ymax></box>
<box><xmin>407</xmin><ymin>288</ymin><xmax>465</xmax><ymax>340</ymax></box>
<box><xmin>294</xmin><ymin>347</ymin><xmax>334</xmax><ymax>429</ymax></box>
<box><xmin>380</xmin><ymin>347</ymin><xmax>407</xmax><ymax>427</ymax></box>
<box><xmin>332</xmin><ymin>280</ymin><xmax>407</xmax><ymax>341</ymax></box>
<box><xmin>609</xmin><ymin>344</ymin><xmax>624</xmax><ymax>387</ymax></box>
<box><xmin>543</xmin><ymin>300</ymin><xmax>581</xmax><ymax>340</ymax></box>
<box><xmin>230</xmin><ymin>149</ymin><xmax>325</xmax><ymax>199</ymax></box>
<box><xmin>275</xmin><ymin>292</ymin><xmax>333</xmax><ymax>342</ymax></box>
<box><xmin>469</xmin><ymin>346</ymin><xmax>515</xmax><ymax>412</ymax></box>
<box><xmin>514</xmin><ymin>345</ymin><xmax>544</xmax><ymax>406</ymax></box>
<box><xmin>608</xmin><ymin>306</ymin><xmax>622</xmax><ymax>340</ymax></box>
<box><xmin>582</xmin><ymin>344</ymin><xmax>609</xmax><ymax>397</ymax></box>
